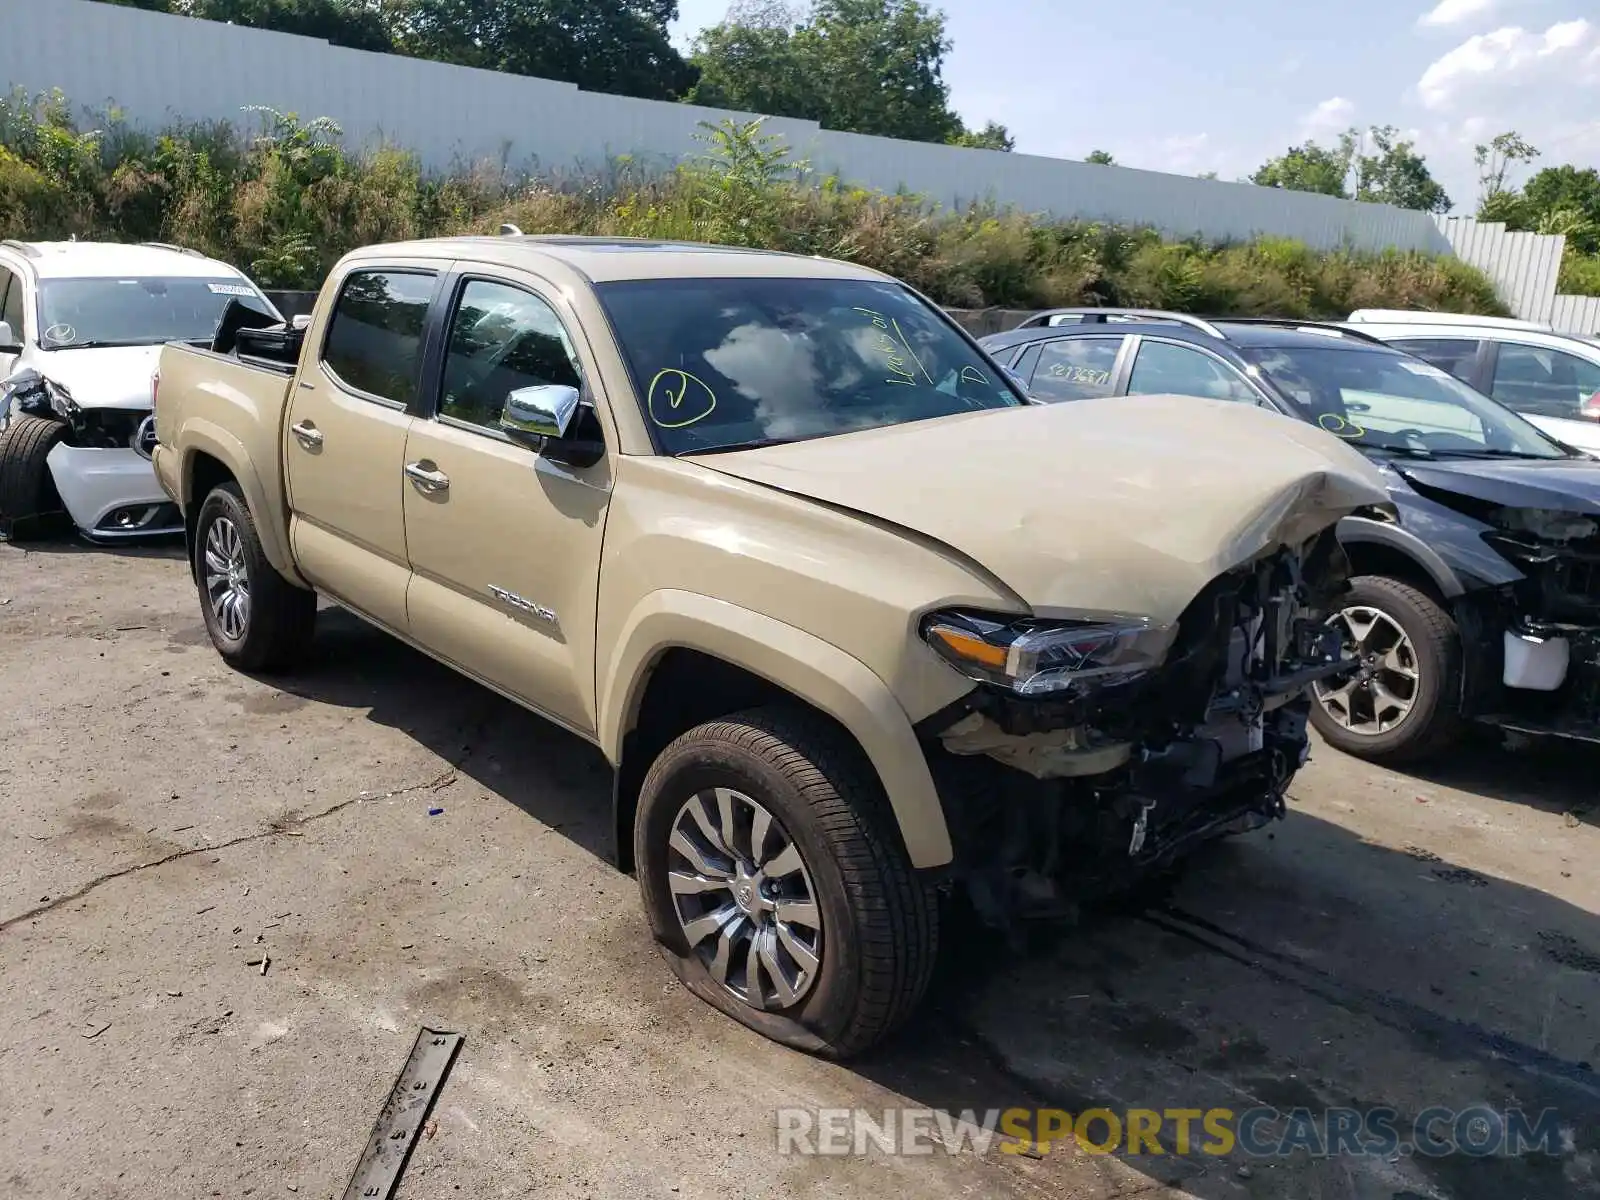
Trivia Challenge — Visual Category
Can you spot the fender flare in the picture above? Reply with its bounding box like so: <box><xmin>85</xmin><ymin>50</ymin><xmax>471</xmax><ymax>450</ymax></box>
<box><xmin>178</xmin><ymin>419</ymin><xmax>304</xmax><ymax>585</ymax></box>
<box><xmin>1336</xmin><ymin>515</ymin><xmax>1465</xmax><ymax>599</ymax></box>
<box><xmin>598</xmin><ymin>590</ymin><xmax>954</xmax><ymax>869</ymax></box>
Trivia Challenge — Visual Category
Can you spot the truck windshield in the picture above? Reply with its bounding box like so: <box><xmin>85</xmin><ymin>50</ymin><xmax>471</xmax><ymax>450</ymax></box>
<box><xmin>37</xmin><ymin>277</ymin><xmax>278</xmax><ymax>349</ymax></box>
<box><xmin>1242</xmin><ymin>343</ymin><xmax>1569</xmax><ymax>459</ymax></box>
<box><xmin>594</xmin><ymin>277</ymin><xmax>1025</xmax><ymax>454</ymax></box>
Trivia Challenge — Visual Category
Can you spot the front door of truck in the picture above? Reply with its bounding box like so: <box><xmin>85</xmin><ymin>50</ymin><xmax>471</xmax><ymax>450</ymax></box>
<box><xmin>401</xmin><ymin>272</ymin><xmax>612</xmax><ymax>736</ymax></box>
<box><xmin>284</xmin><ymin>265</ymin><xmax>440</xmax><ymax>633</ymax></box>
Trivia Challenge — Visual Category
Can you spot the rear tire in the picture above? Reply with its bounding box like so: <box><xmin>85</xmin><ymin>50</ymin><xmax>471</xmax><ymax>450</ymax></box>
<box><xmin>0</xmin><ymin>414</ymin><xmax>69</xmax><ymax>541</ymax></box>
<box><xmin>194</xmin><ymin>482</ymin><xmax>315</xmax><ymax>672</ymax></box>
<box><xmin>634</xmin><ymin>705</ymin><xmax>938</xmax><ymax>1059</ymax></box>
<box><xmin>1309</xmin><ymin>575</ymin><xmax>1464</xmax><ymax>764</ymax></box>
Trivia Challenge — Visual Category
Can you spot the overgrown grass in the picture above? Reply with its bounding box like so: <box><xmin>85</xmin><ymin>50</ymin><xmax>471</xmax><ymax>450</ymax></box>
<box><xmin>0</xmin><ymin>89</ymin><xmax>1509</xmax><ymax>316</ymax></box>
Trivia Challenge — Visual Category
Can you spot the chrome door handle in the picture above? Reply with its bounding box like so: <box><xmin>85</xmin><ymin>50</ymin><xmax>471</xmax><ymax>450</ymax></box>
<box><xmin>290</xmin><ymin>421</ymin><xmax>323</xmax><ymax>449</ymax></box>
<box><xmin>404</xmin><ymin>462</ymin><xmax>450</xmax><ymax>493</ymax></box>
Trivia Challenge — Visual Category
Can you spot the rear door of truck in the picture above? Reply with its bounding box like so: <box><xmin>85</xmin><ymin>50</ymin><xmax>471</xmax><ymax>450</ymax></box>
<box><xmin>283</xmin><ymin>261</ymin><xmax>446</xmax><ymax>633</ymax></box>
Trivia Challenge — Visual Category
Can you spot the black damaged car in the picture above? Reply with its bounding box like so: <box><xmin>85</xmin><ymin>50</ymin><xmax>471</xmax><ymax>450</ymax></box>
<box><xmin>978</xmin><ymin>309</ymin><xmax>1600</xmax><ymax>763</ymax></box>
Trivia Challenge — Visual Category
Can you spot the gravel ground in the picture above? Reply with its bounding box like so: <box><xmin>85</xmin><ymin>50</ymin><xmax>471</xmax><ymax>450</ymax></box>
<box><xmin>2</xmin><ymin>538</ymin><xmax>1598</xmax><ymax>1200</ymax></box>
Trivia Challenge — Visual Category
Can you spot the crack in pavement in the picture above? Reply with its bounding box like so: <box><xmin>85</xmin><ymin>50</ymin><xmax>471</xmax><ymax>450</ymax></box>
<box><xmin>4</xmin><ymin>706</ymin><xmax>506</xmax><ymax>935</ymax></box>
<box><xmin>0</xmin><ymin>793</ymin><xmax>367</xmax><ymax>934</ymax></box>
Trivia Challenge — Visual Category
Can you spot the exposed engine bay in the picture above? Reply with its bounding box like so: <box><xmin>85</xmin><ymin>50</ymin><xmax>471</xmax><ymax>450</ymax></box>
<box><xmin>1458</xmin><ymin>503</ymin><xmax>1600</xmax><ymax>742</ymax></box>
<box><xmin>6</xmin><ymin>372</ymin><xmax>148</xmax><ymax>452</ymax></box>
<box><xmin>917</xmin><ymin>527</ymin><xmax>1354</xmax><ymax>926</ymax></box>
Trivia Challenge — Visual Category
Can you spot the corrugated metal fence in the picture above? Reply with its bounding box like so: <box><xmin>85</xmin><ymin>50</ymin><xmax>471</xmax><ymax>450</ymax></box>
<box><xmin>1434</xmin><ymin>216</ymin><xmax>1600</xmax><ymax>335</ymax></box>
<box><xmin>0</xmin><ymin>0</ymin><xmax>1455</xmax><ymax>256</ymax></box>
<box><xmin>1550</xmin><ymin>294</ymin><xmax>1600</xmax><ymax>338</ymax></box>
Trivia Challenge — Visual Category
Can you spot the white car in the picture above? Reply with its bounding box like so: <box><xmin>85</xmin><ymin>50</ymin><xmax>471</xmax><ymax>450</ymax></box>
<box><xmin>1343</xmin><ymin>309</ymin><xmax>1600</xmax><ymax>456</ymax></box>
<box><xmin>0</xmin><ymin>240</ymin><xmax>280</xmax><ymax>541</ymax></box>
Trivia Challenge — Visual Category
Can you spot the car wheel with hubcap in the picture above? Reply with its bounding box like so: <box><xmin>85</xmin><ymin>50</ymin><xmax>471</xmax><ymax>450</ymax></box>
<box><xmin>1309</xmin><ymin>575</ymin><xmax>1463</xmax><ymax>764</ymax></box>
<box><xmin>194</xmin><ymin>482</ymin><xmax>317</xmax><ymax>672</ymax></box>
<box><xmin>634</xmin><ymin>706</ymin><xmax>937</xmax><ymax>1059</ymax></box>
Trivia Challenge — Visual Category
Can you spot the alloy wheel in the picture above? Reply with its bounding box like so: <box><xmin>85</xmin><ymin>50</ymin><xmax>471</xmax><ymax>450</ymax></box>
<box><xmin>1314</xmin><ymin>604</ymin><xmax>1420</xmax><ymax>736</ymax></box>
<box><xmin>666</xmin><ymin>787</ymin><xmax>823</xmax><ymax>1011</ymax></box>
<box><xmin>203</xmin><ymin>516</ymin><xmax>251</xmax><ymax>641</ymax></box>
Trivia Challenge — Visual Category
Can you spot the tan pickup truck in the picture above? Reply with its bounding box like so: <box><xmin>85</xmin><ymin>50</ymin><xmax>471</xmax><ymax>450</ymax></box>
<box><xmin>153</xmin><ymin>235</ymin><xmax>1388</xmax><ymax>1057</ymax></box>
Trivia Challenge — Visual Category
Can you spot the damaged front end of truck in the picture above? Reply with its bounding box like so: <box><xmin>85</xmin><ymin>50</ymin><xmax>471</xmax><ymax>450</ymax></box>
<box><xmin>916</xmin><ymin>526</ymin><xmax>1357</xmax><ymax>926</ymax></box>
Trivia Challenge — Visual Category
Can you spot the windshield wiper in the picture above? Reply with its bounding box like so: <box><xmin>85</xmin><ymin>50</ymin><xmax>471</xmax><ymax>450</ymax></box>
<box><xmin>677</xmin><ymin>437</ymin><xmax>801</xmax><ymax>456</ymax></box>
<box><xmin>1429</xmin><ymin>447</ymin><xmax>1567</xmax><ymax>461</ymax></box>
<box><xmin>43</xmin><ymin>338</ymin><xmax>167</xmax><ymax>350</ymax></box>
<box><xmin>1366</xmin><ymin>443</ymin><xmax>1435</xmax><ymax>460</ymax></box>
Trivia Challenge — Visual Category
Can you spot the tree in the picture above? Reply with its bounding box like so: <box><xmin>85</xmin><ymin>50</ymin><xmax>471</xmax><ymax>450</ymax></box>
<box><xmin>688</xmin><ymin>0</ymin><xmax>965</xmax><ymax>144</ymax></box>
<box><xmin>391</xmin><ymin>0</ymin><xmax>696</xmax><ymax>100</ymax></box>
<box><xmin>1251</xmin><ymin>126</ymin><xmax>1450</xmax><ymax>213</ymax></box>
<box><xmin>685</xmin><ymin>2</ymin><xmax>821</xmax><ymax>120</ymax></box>
<box><xmin>1474</xmin><ymin>130</ymin><xmax>1539</xmax><ymax>211</ymax></box>
<box><xmin>185</xmin><ymin>0</ymin><xmax>395</xmax><ymax>51</ymax></box>
<box><xmin>1085</xmin><ymin>149</ymin><xmax>1115</xmax><ymax>165</ymax></box>
<box><xmin>1521</xmin><ymin>165</ymin><xmax>1600</xmax><ymax>255</ymax></box>
<box><xmin>950</xmin><ymin>121</ymin><xmax>1013</xmax><ymax>152</ymax></box>
<box><xmin>1349</xmin><ymin>125</ymin><xmax>1451</xmax><ymax>214</ymax></box>
<box><xmin>793</xmin><ymin>0</ymin><xmax>961</xmax><ymax>143</ymax></box>
<box><xmin>1250</xmin><ymin>140</ymin><xmax>1349</xmax><ymax>197</ymax></box>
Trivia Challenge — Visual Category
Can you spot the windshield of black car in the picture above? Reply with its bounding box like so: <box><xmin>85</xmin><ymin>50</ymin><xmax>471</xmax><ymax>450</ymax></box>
<box><xmin>1242</xmin><ymin>343</ymin><xmax>1567</xmax><ymax>459</ymax></box>
<box><xmin>37</xmin><ymin>277</ymin><xmax>277</xmax><ymax>348</ymax></box>
<box><xmin>594</xmin><ymin>277</ymin><xmax>1026</xmax><ymax>454</ymax></box>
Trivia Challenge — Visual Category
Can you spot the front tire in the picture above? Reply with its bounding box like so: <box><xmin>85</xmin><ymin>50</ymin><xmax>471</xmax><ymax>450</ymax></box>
<box><xmin>194</xmin><ymin>483</ymin><xmax>316</xmax><ymax>672</ymax></box>
<box><xmin>634</xmin><ymin>706</ymin><xmax>938</xmax><ymax>1059</ymax></box>
<box><xmin>0</xmin><ymin>414</ymin><xmax>69</xmax><ymax>540</ymax></box>
<box><xmin>1309</xmin><ymin>575</ymin><xmax>1464</xmax><ymax>763</ymax></box>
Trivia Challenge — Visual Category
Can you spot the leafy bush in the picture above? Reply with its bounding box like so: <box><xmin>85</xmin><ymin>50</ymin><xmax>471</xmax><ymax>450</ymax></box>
<box><xmin>0</xmin><ymin>89</ymin><xmax>1510</xmax><ymax>318</ymax></box>
<box><xmin>1559</xmin><ymin>252</ymin><xmax>1600</xmax><ymax>297</ymax></box>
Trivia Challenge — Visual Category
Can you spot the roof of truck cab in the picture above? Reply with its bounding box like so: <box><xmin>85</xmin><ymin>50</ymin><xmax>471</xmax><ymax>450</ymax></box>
<box><xmin>346</xmin><ymin>235</ymin><xmax>890</xmax><ymax>283</ymax></box>
<box><xmin>1</xmin><ymin>241</ymin><xmax>245</xmax><ymax>280</ymax></box>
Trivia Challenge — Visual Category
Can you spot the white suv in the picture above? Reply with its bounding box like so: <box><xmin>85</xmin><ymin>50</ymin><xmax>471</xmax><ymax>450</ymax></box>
<box><xmin>1343</xmin><ymin>309</ymin><xmax>1600</xmax><ymax>456</ymax></box>
<box><xmin>0</xmin><ymin>241</ymin><xmax>280</xmax><ymax>540</ymax></box>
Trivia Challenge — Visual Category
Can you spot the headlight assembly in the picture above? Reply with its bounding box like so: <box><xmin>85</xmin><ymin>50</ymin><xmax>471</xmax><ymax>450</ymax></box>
<box><xmin>920</xmin><ymin>610</ymin><xmax>1177</xmax><ymax>697</ymax></box>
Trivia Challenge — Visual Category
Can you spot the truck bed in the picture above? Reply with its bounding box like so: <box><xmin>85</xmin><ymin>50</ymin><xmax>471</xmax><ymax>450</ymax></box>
<box><xmin>153</xmin><ymin>341</ymin><xmax>296</xmax><ymax>569</ymax></box>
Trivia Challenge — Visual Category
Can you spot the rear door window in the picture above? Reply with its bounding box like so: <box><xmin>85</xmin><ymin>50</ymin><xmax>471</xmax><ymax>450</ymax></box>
<box><xmin>1127</xmin><ymin>340</ymin><xmax>1259</xmax><ymax>403</ymax></box>
<box><xmin>320</xmin><ymin>269</ymin><xmax>437</xmax><ymax>407</ymax></box>
<box><xmin>1388</xmin><ymin>337</ymin><xmax>1480</xmax><ymax>384</ymax></box>
<box><xmin>1490</xmin><ymin>343</ymin><xmax>1600</xmax><ymax>420</ymax></box>
<box><xmin>1029</xmin><ymin>337</ymin><xmax>1124</xmax><ymax>401</ymax></box>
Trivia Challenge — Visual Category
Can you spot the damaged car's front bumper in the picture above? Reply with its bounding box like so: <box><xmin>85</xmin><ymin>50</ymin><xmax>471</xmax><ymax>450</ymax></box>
<box><xmin>1458</xmin><ymin>514</ymin><xmax>1600</xmax><ymax>743</ymax></box>
<box><xmin>915</xmin><ymin>528</ymin><xmax>1355</xmax><ymax>924</ymax></box>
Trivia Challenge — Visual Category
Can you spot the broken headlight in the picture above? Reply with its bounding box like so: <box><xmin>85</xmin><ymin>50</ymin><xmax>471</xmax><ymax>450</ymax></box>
<box><xmin>921</xmin><ymin>610</ymin><xmax>1177</xmax><ymax>697</ymax></box>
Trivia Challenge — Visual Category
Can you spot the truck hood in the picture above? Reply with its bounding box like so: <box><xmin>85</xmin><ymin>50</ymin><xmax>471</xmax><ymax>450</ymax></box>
<box><xmin>35</xmin><ymin>345</ymin><xmax>161</xmax><ymax>410</ymax></box>
<box><xmin>692</xmin><ymin>394</ymin><xmax>1390</xmax><ymax>624</ymax></box>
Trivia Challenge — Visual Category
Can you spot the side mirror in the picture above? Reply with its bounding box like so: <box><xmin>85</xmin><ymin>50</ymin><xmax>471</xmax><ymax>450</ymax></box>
<box><xmin>1002</xmin><ymin>365</ymin><xmax>1032</xmax><ymax>398</ymax></box>
<box><xmin>0</xmin><ymin>321</ymin><xmax>20</xmax><ymax>353</ymax></box>
<box><xmin>499</xmin><ymin>384</ymin><xmax>605</xmax><ymax>468</ymax></box>
<box><xmin>501</xmin><ymin>384</ymin><xmax>580</xmax><ymax>441</ymax></box>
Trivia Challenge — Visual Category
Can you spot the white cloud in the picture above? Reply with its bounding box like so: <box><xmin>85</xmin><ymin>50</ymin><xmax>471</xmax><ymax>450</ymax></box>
<box><xmin>1300</xmin><ymin>96</ymin><xmax>1356</xmax><ymax>138</ymax></box>
<box><xmin>1418</xmin><ymin>20</ymin><xmax>1599</xmax><ymax>108</ymax></box>
<box><xmin>1417</xmin><ymin>0</ymin><xmax>1497</xmax><ymax>29</ymax></box>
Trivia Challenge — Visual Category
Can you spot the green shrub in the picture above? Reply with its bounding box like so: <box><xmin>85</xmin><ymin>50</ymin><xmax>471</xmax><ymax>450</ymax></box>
<box><xmin>0</xmin><ymin>88</ymin><xmax>1511</xmax><ymax>319</ymax></box>
<box><xmin>1559</xmin><ymin>251</ymin><xmax>1600</xmax><ymax>297</ymax></box>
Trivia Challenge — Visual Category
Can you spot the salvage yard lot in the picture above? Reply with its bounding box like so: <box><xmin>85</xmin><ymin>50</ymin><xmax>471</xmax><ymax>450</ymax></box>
<box><xmin>2</xmin><ymin>540</ymin><xmax>1598</xmax><ymax>1200</ymax></box>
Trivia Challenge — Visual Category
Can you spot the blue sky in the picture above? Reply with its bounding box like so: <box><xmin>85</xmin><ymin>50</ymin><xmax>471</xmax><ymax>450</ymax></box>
<box><xmin>670</xmin><ymin>0</ymin><xmax>1600</xmax><ymax>214</ymax></box>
